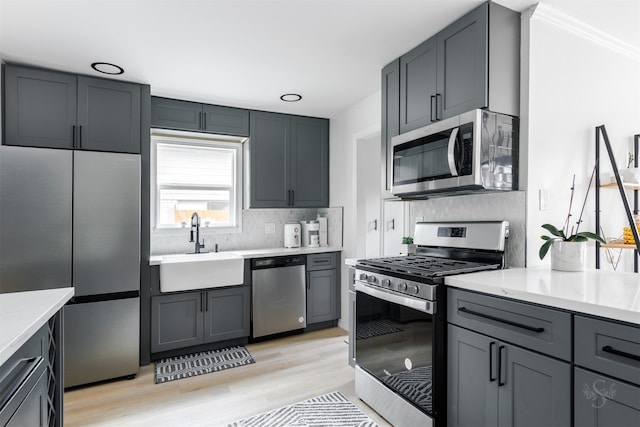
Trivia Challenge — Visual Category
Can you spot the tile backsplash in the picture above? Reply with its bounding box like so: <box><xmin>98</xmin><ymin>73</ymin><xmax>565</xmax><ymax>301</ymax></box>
<box><xmin>409</xmin><ymin>191</ymin><xmax>526</xmax><ymax>267</ymax></box>
<box><xmin>151</xmin><ymin>207</ymin><xmax>343</xmax><ymax>255</ymax></box>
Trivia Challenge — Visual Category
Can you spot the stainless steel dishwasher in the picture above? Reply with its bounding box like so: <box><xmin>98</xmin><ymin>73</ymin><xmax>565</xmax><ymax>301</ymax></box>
<box><xmin>251</xmin><ymin>255</ymin><xmax>306</xmax><ymax>338</ymax></box>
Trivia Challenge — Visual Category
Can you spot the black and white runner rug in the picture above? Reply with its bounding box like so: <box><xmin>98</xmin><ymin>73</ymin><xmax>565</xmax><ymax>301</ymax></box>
<box><xmin>225</xmin><ymin>391</ymin><xmax>380</xmax><ymax>427</ymax></box>
<box><xmin>155</xmin><ymin>346</ymin><xmax>255</xmax><ymax>384</ymax></box>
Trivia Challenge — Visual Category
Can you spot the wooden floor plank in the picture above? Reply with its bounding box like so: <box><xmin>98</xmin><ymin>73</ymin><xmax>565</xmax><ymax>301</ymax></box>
<box><xmin>64</xmin><ymin>327</ymin><xmax>392</xmax><ymax>426</ymax></box>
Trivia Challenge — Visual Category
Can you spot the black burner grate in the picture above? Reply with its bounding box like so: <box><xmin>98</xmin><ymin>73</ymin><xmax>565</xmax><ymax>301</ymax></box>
<box><xmin>358</xmin><ymin>255</ymin><xmax>500</xmax><ymax>277</ymax></box>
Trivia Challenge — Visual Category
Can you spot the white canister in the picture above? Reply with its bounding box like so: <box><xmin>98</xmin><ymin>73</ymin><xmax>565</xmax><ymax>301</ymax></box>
<box><xmin>284</xmin><ymin>223</ymin><xmax>301</xmax><ymax>248</ymax></box>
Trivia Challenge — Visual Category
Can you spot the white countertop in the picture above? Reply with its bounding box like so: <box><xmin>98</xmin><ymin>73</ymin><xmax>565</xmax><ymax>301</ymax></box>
<box><xmin>150</xmin><ymin>246</ymin><xmax>342</xmax><ymax>265</ymax></box>
<box><xmin>445</xmin><ymin>267</ymin><xmax>640</xmax><ymax>325</ymax></box>
<box><xmin>0</xmin><ymin>288</ymin><xmax>74</xmax><ymax>366</ymax></box>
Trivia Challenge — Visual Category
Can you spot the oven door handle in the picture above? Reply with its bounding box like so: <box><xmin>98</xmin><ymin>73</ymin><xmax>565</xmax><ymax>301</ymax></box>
<box><xmin>447</xmin><ymin>127</ymin><xmax>459</xmax><ymax>177</ymax></box>
<box><xmin>355</xmin><ymin>282</ymin><xmax>435</xmax><ymax>314</ymax></box>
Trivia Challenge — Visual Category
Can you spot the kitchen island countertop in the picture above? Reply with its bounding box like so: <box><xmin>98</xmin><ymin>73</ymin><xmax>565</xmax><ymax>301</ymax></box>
<box><xmin>445</xmin><ymin>267</ymin><xmax>639</xmax><ymax>325</ymax></box>
<box><xmin>150</xmin><ymin>246</ymin><xmax>342</xmax><ymax>265</ymax></box>
<box><xmin>0</xmin><ymin>287</ymin><xmax>74</xmax><ymax>366</ymax></box>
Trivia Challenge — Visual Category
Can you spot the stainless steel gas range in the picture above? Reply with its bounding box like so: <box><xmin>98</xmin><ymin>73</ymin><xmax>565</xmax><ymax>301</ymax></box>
<box><xmin>352</xmin><ymin>221</ymin><xmax>510</xmax><ymax>427</ymax></box>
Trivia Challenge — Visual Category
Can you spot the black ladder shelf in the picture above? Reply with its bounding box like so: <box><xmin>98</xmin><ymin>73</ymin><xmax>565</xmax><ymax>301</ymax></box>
<box><xmin>595</xmin><ymin>126</ymin><xmax>639</xmax><ymax>272</ymax></box>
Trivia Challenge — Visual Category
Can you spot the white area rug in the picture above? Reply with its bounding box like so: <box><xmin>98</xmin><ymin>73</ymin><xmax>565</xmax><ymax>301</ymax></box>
<box><xmin>225</xmin><ymin>391</ymin><xmax>380</xmax><ymax>427</ymax></box>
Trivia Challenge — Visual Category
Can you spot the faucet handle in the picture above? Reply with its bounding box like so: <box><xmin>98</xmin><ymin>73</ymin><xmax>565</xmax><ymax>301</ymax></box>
<box><xmin>189</xmin><ymin>230</ymin><xmax>194</xmax><ymax>242</ymax></box>
<box><xmin>200</xmin><ymin>239</ymin><xmax>205</xmax><ymax>249</ymax></box>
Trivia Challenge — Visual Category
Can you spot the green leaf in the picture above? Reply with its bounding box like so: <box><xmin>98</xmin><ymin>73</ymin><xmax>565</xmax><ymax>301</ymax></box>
<box><xmin>539</xmin><ymin>239</ymin><xmax>555</xmax><ymax>260</ymax></box>
<box><xmin>575</xmin><ymin>231</ymin><xmax>606</xmax><ymax>243</ymax></box>
<box><xmin>571</xmin><ymin>235</ymin><xmax>588</xmax><ymax>242</ymax></box>
<box><xmin>540</xmin><ymin>235</ymin><xmax>551</xmax><ymax>241</ymax></box>
<box><xmin>541</xmin><ymin>224</ymin><xmax>566</xmax><ymax>239</ymax></box>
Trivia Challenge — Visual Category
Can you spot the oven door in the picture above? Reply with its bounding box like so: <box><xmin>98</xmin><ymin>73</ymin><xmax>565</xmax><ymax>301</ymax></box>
<box><xmin>354</xmin><ymin>281</ymin><xmax>436</xmax><ymax>417</ymax></box>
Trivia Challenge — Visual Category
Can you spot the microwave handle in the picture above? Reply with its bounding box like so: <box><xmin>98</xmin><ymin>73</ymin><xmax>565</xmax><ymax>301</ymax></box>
<box><xmin>447</xmin><ymin>127</ymin><xmax>459</xmax><ymax>176</ymax></box>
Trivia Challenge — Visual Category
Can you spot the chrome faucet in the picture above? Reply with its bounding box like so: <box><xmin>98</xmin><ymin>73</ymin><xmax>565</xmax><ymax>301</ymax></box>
<box><xmin>189</xmin><ymin>212</ymin><xmax>205</xmax><ymax>253</ymax></box>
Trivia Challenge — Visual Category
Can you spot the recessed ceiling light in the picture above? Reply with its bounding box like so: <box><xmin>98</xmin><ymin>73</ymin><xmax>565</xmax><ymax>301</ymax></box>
<box><xmin>280</xmin><ymin>93</ymin><xmax>302</xmax><ymax>102</ymax></box>
<box><xmin>91</xmin><ymin>62</ymin><xmax>124</xmax><ymax>75</ymax></box>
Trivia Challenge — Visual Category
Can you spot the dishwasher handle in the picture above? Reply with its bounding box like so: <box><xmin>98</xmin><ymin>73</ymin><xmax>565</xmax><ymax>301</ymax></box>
<box><xmin>251</xmin><ymin>255</ymin><xmax>306</xmax><ymax>270</ymax></box>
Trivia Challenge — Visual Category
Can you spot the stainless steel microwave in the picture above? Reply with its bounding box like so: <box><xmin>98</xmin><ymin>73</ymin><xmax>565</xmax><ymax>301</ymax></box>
<box><xmin>391</xmin><ymin>109</ymin><xmax>518</xmax><ymax>199</ymax></box>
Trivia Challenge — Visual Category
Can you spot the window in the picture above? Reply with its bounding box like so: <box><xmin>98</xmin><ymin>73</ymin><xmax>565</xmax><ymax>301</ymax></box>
<box><xmin>151</xmin><ymin>131</ymin><xmax>244</xmax><ymax>231</ymax></box>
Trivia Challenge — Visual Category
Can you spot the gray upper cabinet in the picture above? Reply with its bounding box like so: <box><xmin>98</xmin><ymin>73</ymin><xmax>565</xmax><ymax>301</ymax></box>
<box><xmin>290</xmin><ymin>116</ymin><xmax>329</xmax><ymax>207</ymax></box>
<box><xmin>3</xmin><ymin>65</ymin><xmax>76</xmax><ymax>149</ymax></box>
<box><xmin>3</xmin><ymin>64</ymin><xmax>142</xmax><ymax>153</ymax></box>
<box><xmin>436</xmin><ymin>4</ymin><xmax>488</xmax><ymax>119</ymax></box>
<box><xmin>399</xmin><ymin>37</ymin><xmax>437</xmax><ymax>133</ymax></box>
<box><xmin>248</xmin><ymin>111</ymin><xmax>329</xmax><ymax>208</ymax></box>
<box><xmin>381</xmin><ymin>59</ymin><xmax>400</xmax><ymax>192</ymax></box>
<box><xmin>77</xmin><ymin>77</ymin><xmax>141</xmax><ymax>153</ymax></box>
<box><xmin>394</xmin><ymin>2</ymin><xmax>519</xmax><ymax>134</ymax></box>
<box><xmin>151</xmin><ymin>96</ymin><xmax>249</xmax><ymax>137</ymax></box>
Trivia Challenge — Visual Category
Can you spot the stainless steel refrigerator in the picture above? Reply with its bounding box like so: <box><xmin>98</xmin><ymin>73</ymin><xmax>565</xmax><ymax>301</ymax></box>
<box><xmin>0</xmin><ymin>146</ymin><xmax>140</xmax><ymax>387</ymax></box>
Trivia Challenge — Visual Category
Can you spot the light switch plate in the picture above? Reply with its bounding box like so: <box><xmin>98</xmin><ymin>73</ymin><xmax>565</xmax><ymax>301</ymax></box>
<box><xmin>265</xmin><ymin>222</ymin><xmax>276</xmax><ymax>234</ymax></box>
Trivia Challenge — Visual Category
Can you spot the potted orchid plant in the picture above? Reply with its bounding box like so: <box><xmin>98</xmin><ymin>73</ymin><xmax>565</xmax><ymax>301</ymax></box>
<box><xmin>400</xmin><ymin>236</ymin><xmax>416</xmax><ymax>256</ymax></box>
<box><xmin>539</xmin><ymin>171</ymin><xmax>605</xmax><ymax>271</ymax></box>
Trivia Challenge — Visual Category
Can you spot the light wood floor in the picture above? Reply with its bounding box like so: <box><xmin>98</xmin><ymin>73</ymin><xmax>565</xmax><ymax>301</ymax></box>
<box><xmin>64</xmin><ymin>327</ymin><xmax>392</xmax><ymax>426</ymax></box>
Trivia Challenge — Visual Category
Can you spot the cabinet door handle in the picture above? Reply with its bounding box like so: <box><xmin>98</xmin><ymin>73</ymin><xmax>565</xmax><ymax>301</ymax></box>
<box><xmin>203</xmin><ymin>112</ymin><xmax>207</xmax><ymax>130</ymax></box>
<box><xmin>205</xmin><ymin>292</ymin><xmax>208</xmax><ymax>312</ymax></box>
<box><xmin>430</xmin><ymin>95</ymin><xmax>436</xmax><ymax>122</ymax></box>
<box><xmin>387</xmin><ymin>219</ymin><xmax>395</xmax><ymax>231</ymax></box>
<box><xmin>436</xmin><ymin>93</ymin><xmax>442</xmax><ymax>121</ymax></box>
<box><xmin>602</xmin><ymin>345</ymin><xmax>640</xmax><ymax>362</ymax></box>
<box><xmin>199</xmin><ymin>112</ymin><xmax>202</xmax><ymax>130</ymax></box>
<box><xmin>498</xmin><ymin>345</ymin><xmax>506</xmax><ymax>386</ymax></box>
<box><xmin>78</xmin><ymin>125</ymin><xmax>83</xmax><ymax>148</ymax></box>
<box><xmin>291</xmin><ymin>190</ymin><xmax>294</xmax><ymax>206</ymax></box>
<box><xmin>489</xmin><ymin>341</ymin><xmax>497</xmax><ymax>382</ymax></box>
<box><xmin>458</xmin><ymin>307</ymin><xmax>545</xmax><ymax>333</ymax></box>
<box><xmin>72</xmin><ymin>125</ymin><xmax>77</xmax><ymax>148</ymax></box>
<box><xmin>200</xmin><ymin>293</ymin><xmax>204</xmax><ymax>312</ymax></box>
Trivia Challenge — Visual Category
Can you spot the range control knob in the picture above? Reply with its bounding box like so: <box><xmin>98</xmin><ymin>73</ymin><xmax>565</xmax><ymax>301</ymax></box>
<box><xmin>407</xmin><ymin>284</ymin><xmax>420</xmax><ymax>295</ymax></box>
<box><xmin>381</xmin><ymin>279</ymin><xmax>391</xmax><ymax>288</ymax></box>
<box><xmin>397</xmin><ymin>282</ymin><xmax>408</xmax><ymax>292</ymax></box>
<box><xmin>368</xmin><ymin>275</ymin><xmax>377</xmax><ymax>284</ymax></box>
<box><xmin>359</xmin><ymin>273</ymin><xmax>368</xmax><ymax>281</ymax></box>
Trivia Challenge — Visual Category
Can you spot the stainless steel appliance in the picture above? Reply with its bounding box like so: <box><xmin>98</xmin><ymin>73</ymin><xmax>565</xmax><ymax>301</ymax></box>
<box><xmin>299</xmin><ymin>220</ymin><xmax>320</xmax><ymax>248</ymax></box>
<box><xmin>353</xmin><ymin>221</ymin><xmax>509</xmax><ymax>427</ymax></box>
<box><xmin>391</xmin><ymin>109</ymin><xmax>518</xmax><ymax>199</ymax></box>
<box><xmin>0</xmin><ymin>146</ymin><xmax>141</xmax><ymax>388</ymax></box>
<box><xmin>284</xmin><ymin>223</ymin><xmax>301</xmax><ymax>248</ymax></box>
<box><xmin>251</xmin><ymin>255</ymin><xmax>306</xmax><ymax>338</ymax></box>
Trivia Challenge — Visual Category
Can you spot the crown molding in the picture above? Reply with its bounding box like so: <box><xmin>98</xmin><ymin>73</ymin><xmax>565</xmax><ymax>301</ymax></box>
<box><xmin>528</xmin><ymin>3</ymin><xmax>640</xmax><ymax>62</ymax></box>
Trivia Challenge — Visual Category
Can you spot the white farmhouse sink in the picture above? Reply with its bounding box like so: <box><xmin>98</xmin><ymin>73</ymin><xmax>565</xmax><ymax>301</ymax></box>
<box><xmin>159</xmin><ymin>252</ymin><xmax>244</xmax><ymax>292</ymax></box>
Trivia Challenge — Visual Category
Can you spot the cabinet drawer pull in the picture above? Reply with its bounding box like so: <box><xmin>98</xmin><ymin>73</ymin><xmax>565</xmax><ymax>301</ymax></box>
<box><xmin>498</xmin><ymin>345</ymin><xmax>505</xmax><ymax>386</ymax></box>
<box><xmin>458</xmin><ymin>306</ymin><xmax>545</xmax><ymax>333</ymax></box>
<box><xmin>314</xmin><ymin>259</ymin><xmax>330</xmax><ymax>265</ymax></box>
<box><xmin>489</xmin><ymin>341</ymin><xmax>497</xmax><ymax>382</ymax></box>
<box><xmin>430</xmin><ymin>95</ymin><xmax>436</xmax><ymax>122</ymax></box>
<box><xmin>602</xmin><ymin>345</ymin><xmax>640</xmax><ymax>362</ymax></box>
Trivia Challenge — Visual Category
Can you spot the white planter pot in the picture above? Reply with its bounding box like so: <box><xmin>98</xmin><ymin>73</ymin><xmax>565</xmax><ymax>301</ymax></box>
<box><xmin>400</xmin><ymin>244</ymin><xmax>416</xmax><ymax>256</ymax></box>
<box><xmin>550</xmin><ymin>241</ymin><xmax>586</xmax><ymax>272</ymax></box>
<box><xmin>620</xmin><ymin>168</ymin><xmax>640</xmax><ymax>184</ymax></box>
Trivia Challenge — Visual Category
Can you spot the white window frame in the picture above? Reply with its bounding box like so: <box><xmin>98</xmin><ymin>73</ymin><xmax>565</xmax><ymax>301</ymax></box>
<box><xmin>150</xmin><ymin>129</ymin><xmax>245</xmax><ymax>235</ymax></box>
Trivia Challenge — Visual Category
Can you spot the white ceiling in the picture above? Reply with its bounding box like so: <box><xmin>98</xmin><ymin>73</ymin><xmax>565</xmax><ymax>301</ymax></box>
<box><xmin>1</xmin><ymin>0</ymin><xmax>638</xmax><ymax>118</ymax></box>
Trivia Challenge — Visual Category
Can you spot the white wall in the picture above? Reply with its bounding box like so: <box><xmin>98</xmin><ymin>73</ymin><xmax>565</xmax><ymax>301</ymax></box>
<box><xmin>522</xmin><ymin>4</ymin><xmax>640</xmax><ymax>270</ymax></box>
<box><xmin>329</xmin><ymin>91</ymin><xmax>380</xmax><ymax>329</ymax></box>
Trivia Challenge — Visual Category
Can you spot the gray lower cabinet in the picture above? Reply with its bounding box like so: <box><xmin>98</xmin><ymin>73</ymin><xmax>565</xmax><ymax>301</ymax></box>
<box><xmin>306</xmin><ymin>253</ymin><xmax>340</xmax><ymax>325</ymax></box>
<box><xmin>0</xmin><ymin>319</ymin><xmax>62</xmax><ymax>427</ymax></box>
<box><xmin>150</xmin><ymin>96</ymin><xmax>249</xmax><ymax>137</ymax></box>
<box><xmin>248</xmin><ymin>111</ymin><xmax>329</xmax><ymax>208</ymax></box>
<box><xmin>573</xmin><ymin>315</ymin><xmax>640</xmax><ymax>426</ymax></box>
<box><xmin>151</xmin><ymin>286</ymin><xmax>250</xmax><ymax>353</ymax></box>
<box><xmin>448</xmin><ymin>324</ymin><xmax>571</xmax><ymax>427</ymax></box>
<box><xmin>3</xmin><ymin>64</ymin><xmax>142</xmax><ymax>153</ymax></box>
